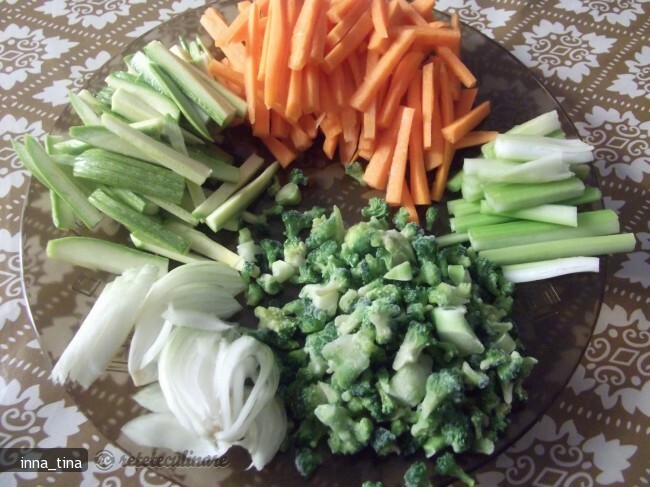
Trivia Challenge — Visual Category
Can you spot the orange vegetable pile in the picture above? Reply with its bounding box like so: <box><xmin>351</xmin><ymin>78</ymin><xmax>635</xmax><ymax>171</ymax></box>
<box><xmin>200</xmin><ymin>0</ymin><xmax>493</xmax><ymax>220</ymax></box>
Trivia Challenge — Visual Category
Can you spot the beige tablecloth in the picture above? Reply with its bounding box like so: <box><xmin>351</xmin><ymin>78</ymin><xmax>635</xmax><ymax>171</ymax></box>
<box><xmin>1</xmin><ymin>0</ymin><xmax>648</xmax><ymax>485</ymax></box>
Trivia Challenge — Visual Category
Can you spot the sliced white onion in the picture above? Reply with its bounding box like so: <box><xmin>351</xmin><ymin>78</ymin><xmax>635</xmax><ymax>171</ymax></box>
<box><xmin>121</xmin><ymin>412</ymin><xmax>223</xmax><ymax>458</ymax></box>
<box><xmin>51</xmin><ymin>264</ymin><xmax>158</xmax><ymax>389</ymax></box>
<box><xmin>132</xmin><ymin>382</ymin><xmax>169</xmax><ymax>413</ymax></box>
<box><xmin>129</xmin><ymin>262</ymin><xmax>244</xmax><ymax>386</ymax></box>
<box><xmin>502</xmin><ymin>256</ymin><xmax>600</xmax><ymax>283</ymax></box>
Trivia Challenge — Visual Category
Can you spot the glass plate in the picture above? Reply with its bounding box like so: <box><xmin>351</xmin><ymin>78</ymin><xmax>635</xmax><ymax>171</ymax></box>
<box><xmin>20</xmin><ymin>2</ymin><xmax>605</xmax><ymax>485</ymax></box>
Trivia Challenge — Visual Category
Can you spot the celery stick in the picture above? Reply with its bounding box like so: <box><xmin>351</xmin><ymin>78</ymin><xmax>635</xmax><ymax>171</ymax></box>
<box><xmin>479</xmin><ymin>200</ymin><xmax>578</xmax><ymax>227</ymax></box>
<box><xmin>205</xmin><ymin>161</ymin><xmax>280</xmax><ymax>232</ymax></box>
<box><xmin>570</xmin><ymin>164</ymin><xmax>590</xmax><ymax>180</ymax></box>
<box><xmin>193</xmin><ymin>153</ymin><xmax>265</xmax><ymax>219</ymax></box>
<box><xmin>435</xmin><ymin>232</ymin><xmax>470</xmax><ymax>247</ymax></box>
<box><xmin>502</xmin><ymin>257</ymin><xmax>600</xmax><ymax>283</ymax></box>
<box><xmin>479</xmin><ymin>233</ymin><xmax>636</xmax><ymax>265</ymax></box>
<box><xmin>560</xmin><ymin>186</ymin><xmax>602</xmax><ymax>206</ymax></box>
<box><xmin>447</xmin><ymin>198</ymin><xmax>480</xmax><ymax>217</ymax></box>
<box><xmin>102</xmin><ymin>113</ymin><xmax>212</xmax><ymax>185</ymax></box>
<box><xmin>483</xmin><ymin>177</ymin><xmax>585</xmax><ymax>213</ymax></box>
<box><xmin>494</xmin><ymin>135</ymin><xmax>594</xmax><ymax>164</ymax></box>
<box><xmin>482</xmin><ymin>110</ymin><xmax>561</xmax><ymax>158</ymax></box>
<box><xmin>469</xmin><ymin>209</ymin><xmax>620</xmax><ymax>251</ymax></box>
<box><xmin>446</xmin><ymin>170</ymin><xmax>464</xmax><ymax>192</ymax></box>
<box><xmin>450</xmin><ymin>213</ymin><xmax>514</xmax><ymax>233</ymax></box>
<box><xmin>89</xmin><ymin>188</ymin><xmax>190</xmax><ymax>254</ymax></box>
<box><xmin>479</xmin><ymin>154</ymin><xmax>572</xmax><ymax>184</ymax></box>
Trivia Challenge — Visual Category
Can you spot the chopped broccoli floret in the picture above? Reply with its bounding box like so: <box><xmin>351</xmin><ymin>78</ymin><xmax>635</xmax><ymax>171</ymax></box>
<box><xmin>306</xmin><ymin>206</ymin><xmax>345</xmax><ymax>249</ymax></box>
<box><xmin>392</xmin><ymin>207</ymin><xmax>411</xmax><ymax>231</ymax></box>
<box><xmin>313</xmin><ymin>404</ymin><xmax>373</xmax><ymax>455</ymax></box>
<box><xmin>371</xmin><ymin>426</ymin><xmax>399</xmax><ymax>456</ymax></box>
<box><xmin>255</xmin><ymin>306</ymin><xmax>298</xmax><ymax>339</ymax></box>
<box><xmin>344</xmin><ymin>161</ymin><xmax>366</xmax><ymax>186</ymax></box>
<box><xmin>245</xmin><ymin>282</ymin><xmax>264</xmax><ymax>306</ymax></box>
<box><xmin>289</xmin><ymin>168</ymin><xmax>309</xmax><ymax>186</ymax></box>
<box><xmin>282</xmin><ymin>207</ymin><xmax>327</xmax><ymax>238</ymax></box>
<box><xmin>257</xmin><ymin>273</ymin><xmax>281</xmax><ymax>295</ymax></box>
<box><xmin>393</xmin><ymin>321</ymin><xmax>436</xmax><ymax>370</ymax></box>
<box><xmin>424</xmin><ymin>206</ymin><xmax>438</xmax><ymax>232</ymax></box>
<box><xmin>275</xmin><ymin>182</ymin><xmax>302</xmax><ymax>206</ymax></box>
<box><xmin>435</xmin><ymin>452</ymin><xmax>475</xmax><ymax>487</ymax></box>
<box><xmin>389</xmin><ymin>355</ymin><xmax>433</xmax><ymax>407</ymax></box>
<box><xmin>304</xmin><ymin>322</ymin><xmax>339</xmax><ymax>378</ymax></box>
<box><xmin>294</xmin><ymin>447</ymin><xmax>323</xmax><ymax>478</ymax></box>
<box><xmin>404</xmin><ymin>460</ymin><xmax>431</xmax><ymax>487</ymax></box>
<box><xmin>361</xmin><ymin>197</ymin><xmax>389</xmax><ymax>220</ymax></box>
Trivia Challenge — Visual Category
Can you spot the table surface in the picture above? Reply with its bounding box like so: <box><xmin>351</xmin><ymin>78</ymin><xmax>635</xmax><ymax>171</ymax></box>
<box><xmin>1</xmin><ymin>1</ymin><xmax>648</xmax><ymax>485</ymax></box>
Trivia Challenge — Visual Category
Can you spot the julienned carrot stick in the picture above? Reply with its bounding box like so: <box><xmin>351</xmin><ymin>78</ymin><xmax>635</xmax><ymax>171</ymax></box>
<box><xmin>441</xmin><ymin>100</ymin><xmax>491</xmax><ymax>144</ymax></box>
<box><xmin>216</xmin><ymin>1</ymin><xmax>253</xmax><ymax>46</ymax></box>
<box><xmin>257</xmin><ymin>3</ymin><xmax>272</xmax><ymax>81</ymax></box>
<box><xmin>385</xmin><ymin>106</ymin><xmax>415</xmax><ymax>204</ymax></box>
<box><xmin>406</xmin><ymin>74</ymin><xmax>431</xmax><ymax>205</ymax></box>
<box><xmin>363</xmin><ymin>51</ymin><xmax>379</xmax><ymax>140</ymax></box>
<box><xmin>323</xmin><ymin>134</ymin><xmax>339</xmax><ymax>159</ymax></box>
<box><xmin>299</xmin><ymin>113</ymin><xmax>320</xmax><ymax>138</ymax></box>
<box><xmin>290</xmin><ymin>123</ymin><xmax>312</xmax><ymax>151</ymax></box>
<box><xmin>261</xmin><ymin>134</ymin><xmax>297</xmax><ymax>167</ymax></box>
<box><xmin>270</xmin><ymin>109</ymin><xmax>290</xmax><ymax>138</ymax></box>
<box><xmin>397</xmin><ymin>0</ymin><xmax>428</xmax><ymax>26</ymax></box>
<box><xmin>426</xmin><ymin>62</ymin><xmax>445</xmax><ymax>171</ymax></box>
<box><xmin>327</xmin><ymin>0</ymin><xmax>358</xmax><ymax>23</ymax></box>
<box><xmin>289</xmin><ymin>0</ymin><xmax>323</xmax><ymax>70</ymax></box>
<box><xmin>377</xmin><ymin>50</ymin><xmax>426</xmax><ymax>127</ymax></box>
<box><xmin>438</xmin><ymin>61</ymin><xmax>455</xmax><ymax>126</ymax></box>
<box><xmin>400</xmin><ymin>181</ymin><xmax>420</xmax><ymax>223</ymax></box>
<box><xmin>454</xmin><ymin>130</ymin><xmax>498</xmax><ymax>149</ymax></box>
<box><xmin>326</xmin><ymin>0</ymin><xmax>370</xmax><ymax>49</ymax></box>
<box><xmin>422</xmin><ymin>61</ymin><xmax>434</xmax><ymax>149</ymax></box>
<box><xmin>350</xmin><ymin>29</ymin><xmax>417</xmax><ymax>111</ymax></box>
<box><xmin>323</xmin><ymin>13</ymin><xmax>375</xmax><ymax>73</ymax></box>
<box><xmin>346</xmin><ymin>51</ymin><xmax>364</xmax><ymax>87</ymax></box>
<box><xmin>309</xmin><ymin>3</ymin><xmax>328</xmax><ymax>64</ymax></box>
<box><xmin>286</xmin><ymin>68</ymin><xmax>303</xmax><ymax>122</ymax></box>
<box><xmin>264</xmin><ymin>0</ymin><xmax>290</xmax><ymax>111</ymax></box>
<box><xmin>454</xmin><ymin>87</ymin><xmax>478</xmax><ymax>118</ymax></box>
<box><xmin>402</xmin><ymin>25</ymin><xmax>461</xmax><ymax>48</ymax></box>
<box><xmin>303</xmin><ymin>64</ymin><xmax>320</xmax><ymax>113</ymax></box>
<box><xmin>371</xmin><ymin>0</ymin><xmax>389</xmax><ymax>38</ymax></box>
<box><xmin>200</xmin><ymin>9</ymin><xmax>246</xmax><ymax>73</ymax></box>
<box><xmin>252</xmin><ymin>95</ymin><xmax>270</xmax><ymax>136</ymax></box>
<box><xmin>363</xmin><ymin>108</ymin><xmax>404</xmax><ymax>189</ymax></box>
<box><xmin>244</xmin><ymin>1</ymin><xmax>261</xmax><ymax>123</ymax></box>
<box><xmin>430</xmin><ymin>140</ymin><xmax>455</xmax><ymax>201</ymax></box>
<box><xmin>437</xmin><ymin>45</ymin><xmax>476</xmax><ymax>88</ymax></box>
<box><xmin>208</xmin><ymin>59</ymin><xmax>245</xmax><ymax>87</ymax></box>
<box><xmin>411</xmin><ymin>0</ymin><xmax>436</xmax><ymax>20</ymax></box>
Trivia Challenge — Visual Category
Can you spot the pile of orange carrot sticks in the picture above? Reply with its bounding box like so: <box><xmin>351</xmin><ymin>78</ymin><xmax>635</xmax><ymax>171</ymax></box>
<box><xmin>200</xmin><ymin>0</ymin><xmax>494</xmax><ymax>219</ymax></box>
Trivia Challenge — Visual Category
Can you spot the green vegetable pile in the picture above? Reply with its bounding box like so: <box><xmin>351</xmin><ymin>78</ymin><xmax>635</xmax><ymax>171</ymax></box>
<box><xmin>236</xmin><ymin>179</ymin><xmax>537</xmax><ymax>485</ymax></box>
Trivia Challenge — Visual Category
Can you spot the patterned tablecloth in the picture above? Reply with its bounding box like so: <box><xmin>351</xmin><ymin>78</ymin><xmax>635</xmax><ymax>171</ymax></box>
<box><xmin>1</xmin><ymin>1</ymin><xmax>648</xmax><ymax>486</ymax></box>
